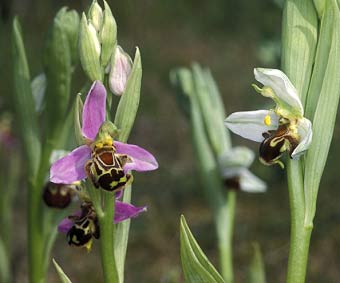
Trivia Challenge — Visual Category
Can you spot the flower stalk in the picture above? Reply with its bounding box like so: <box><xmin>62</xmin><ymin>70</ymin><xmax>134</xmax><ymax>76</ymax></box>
<box><xmin>216</xmin><ymin>191</ymin><xmax>236</xmax><ymax>283</ymax></box>
<box><xmin>286</xmin><ymin>159</ymin><xmax>312</xmax><ymax>283</ymax></box>
<box><xmin>98</xmin><ymin>190</ymin><xmax>119</xmax><ymax>283</ymax></box>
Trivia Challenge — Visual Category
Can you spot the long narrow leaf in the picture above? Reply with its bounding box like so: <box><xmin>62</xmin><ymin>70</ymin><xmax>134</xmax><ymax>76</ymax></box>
<box><xmin>304</xmin><ymin>0</ymin><xmax>340</xmax><ymax>226</ymax></box>
<box><xmin>52</xmin><ymin>259</ymin><xmax>72</xmax><ymax>283</ymax></box>
<box><xmin>281</xmin><ymin>0</ymin><xmax>318</xmax><ymax>103</ymax></box>
<box><xmin>247</xmin><ymin>243</ymin><xmax>266</xmax><ymax>283</ymax></box>
<box><xmin>114</xmin><ymin>48</ymin><xmax>142</xmax><ymax>143</ymax></box>
<box><xmin>180</xmin><ymin>216</ymin><xmax>225</xmax><ymax>283</ymax></box>
<box><xmin>12</xmin><ymin>17</ymin><xmax>41</xmax><ymax>177</ymax></box>
<box><xmin>192</xmin><ymin>64</ymin><xmax>229</xmax><ymax>155</ymax></box>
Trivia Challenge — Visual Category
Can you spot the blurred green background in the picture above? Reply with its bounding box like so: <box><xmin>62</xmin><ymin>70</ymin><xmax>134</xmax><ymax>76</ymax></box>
<box><xmin>1</xmin><ymin>0</ymin><xmax>340</xmax><ymax>282</ymax></box>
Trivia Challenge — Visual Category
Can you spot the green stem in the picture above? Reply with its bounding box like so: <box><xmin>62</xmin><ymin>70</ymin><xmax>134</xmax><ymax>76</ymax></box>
<box><xmin>98</xmin><ymin>191</ymin><xmax>119</xmax><ymax>283</ymax></box>
<box><xmin>286</xmin><ymin>159</ymin><xmax>312</xmax><ymax>283</ymax></box>
<box><xmin>28</xmin><ymin>142</ymin><xmax>54</xmax><ymax>283</ymax></box>
<box><xmin>216</xmin><ymin>191</ymin><xmax>236</xmax><ymax>283</ymax></box>
<box><xmin>28</xmin><ymin>180</ymin><xmax>45</xmax><ymax>283</ymax></box>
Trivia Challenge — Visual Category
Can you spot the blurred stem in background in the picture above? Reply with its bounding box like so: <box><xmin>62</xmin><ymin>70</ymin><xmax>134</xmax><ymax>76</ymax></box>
<box><xmin>171</xmin><ymin>64</ymin><xmax>266</xmax><ymax>283</ymax></box>
<box><xmin>0</xmin><ymin>136</ymin><xmax>20</xmax><ymax>283</ymax></box>
<box><xmin>282</xmin><ymin>0</ymin><xmax>340</xmax><ymax>282</ymax></box>
<box><xmin>171</xmin><ymin>64</ymin><xmax>234</xmax><ymax>282</ymax></box>
<box><xmin>11</xmin><ymin>7</ymin><xmax>79</xmax><ymax>282</ymax></box>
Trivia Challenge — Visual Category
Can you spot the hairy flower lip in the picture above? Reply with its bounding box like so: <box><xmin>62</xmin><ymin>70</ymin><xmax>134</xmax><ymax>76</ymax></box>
<box><xmin>50</xmin><ymin>80</ymin><xmax>158</xmax><ymax>185</ymax></box>
<box><xmin>225</xmin><ymin>68</ymin><xmax>312</xmax><ymax>163</ymax></box>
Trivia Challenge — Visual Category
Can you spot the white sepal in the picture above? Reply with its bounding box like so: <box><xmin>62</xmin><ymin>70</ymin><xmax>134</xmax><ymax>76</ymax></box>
<box><xmin>254</xmin><ymin>68</ymin><xmax>303</xmax><ymax>117</ymax></box>
<box><xmin>291</xmin><ymin>117</ymin><xmax>313</xmax><ymax>159</ymax></box>
<box><xmin>219</xmin><ymin>146</ymin><xmax>254</xmax><ymax>174</ymax></box>
<box><xmin>225</xmin><ymin>110</ymin><xmax>279</xmax><ymax>142</ymax></box>
<box><xmin>239</xmin><ymin>169</ymin><xmax>267</xmax><ymax>193</ymax></box>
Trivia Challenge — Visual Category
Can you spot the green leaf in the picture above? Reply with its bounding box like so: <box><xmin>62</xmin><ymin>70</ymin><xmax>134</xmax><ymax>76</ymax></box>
<box><xmin>304</xmin><ymin>0</ymin><xmax>340</xmax><ymax>226</ymax></box>
<box><xmin>43</xmin><ymin>8</ymin><xmax>72</xmax><ymax>143</ymax></box>
<box><xmin>12</xmin><ymin>17</ymin><xmax>41</xmax><ymax>177</ymax></box>
<box><xmin>52</xmin><ymin>259</ymin><xmax>72</xmax><ymax>283</ymax></box>
<box><xmin>169</xmin><ymin>67</ymin><xmax>193</xmax><ymax>119</ymax></box>
<box><xmin>171</xmin><ymin>64</ymin><xmax>231</xmax><ymax>156</ymax></box>
<box><xmin>192</xmin><ymin>64</ymin><xmax>231</xmax><ymax>155</ymax></box>
<box><xmin>247</xmin><ymin>243</ymin><xmax>266</xmax><ymax>283</ymax></box>
<box><xmin>281</xmin><ymin>0</ymin><xmax>318</xmax><ymax>104</ymax></box>
<box><xmin>313</xmin><ymin>0</ymin><xmax>326</xmax><ymax>18</ymax></box>
<box><xmin>114</xmin><ymin>48</ymin><xmax>142</xmax><ymax>143</ymax></box>
<box><xmin>180</xmin><ymin>216</ymin><xmax>225</xmax><ymax>283</ymax></box>
<box><xmin>189</xmin><ymin>71</ymin><xmax>225</xmax><ymax>209</ymax></box>
<box><xmin>305</xmin><ymin>1</ymin><xmax>336</xmax><ymax>119</ymax></box>
<box><xmin>114</xmin><ymin>186</ymin><xmax>132</xmax><ymax>283</ymax></box>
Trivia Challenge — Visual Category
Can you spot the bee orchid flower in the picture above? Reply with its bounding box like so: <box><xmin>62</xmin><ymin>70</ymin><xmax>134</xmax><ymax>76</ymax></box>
<box><xmin>225</xmin><ymin>68</ymin><xmax>312</xmax><ymax>166</ymax></box>
<box><xmin>57</xmin><ymin>197</ymin><xmax>146</xmax><ymax>250</ymax></box>
<box><xmin>50</xmin><ymin>81</ymin><xmax>158</xmax><ymax>190</ymax></box>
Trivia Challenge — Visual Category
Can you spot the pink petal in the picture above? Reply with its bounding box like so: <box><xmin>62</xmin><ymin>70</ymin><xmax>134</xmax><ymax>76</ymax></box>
<box><xmin>58</xmin><ymin>217</ymin><xmax>74</xmax><ymax>233</ymax></box>
<box><xmin>50</xmin><ymin>145</ymin><xmax>91</xmax><ymax>184</ymax></box>
<box><xmin>58</xmin><ymin>211</ymin><xmax>82</xmax><ymax>233</ymax></box>
<box><xmin>115</xmin><ymin>190</ymin><xmax>123</xmax><ymax>199</ymax></box>
<box><xmin>82</xmin><ymin>81</ymin><xmax>107</xmax><ymax>140</ymax></box>
<box><xmin>114</xmin><ymin>201</ymin><xmax>147</xmax><ymax>223</ymax></box>
<box><xmin>115</xmin><ymin>141</ymin><xmax>158</xmax><ymax>173</ymax></box>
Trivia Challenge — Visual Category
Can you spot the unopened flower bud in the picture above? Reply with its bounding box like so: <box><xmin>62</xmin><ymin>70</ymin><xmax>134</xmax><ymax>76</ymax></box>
<box><xmin>43</xmin><ymin>182</ymin><xmax>78</xmax><ymax>209</ymax></box>
<box><xmin>109</xmin><ymin>46</ymin><xmax>132</xmax><ymax>96</ymax></box>
<box><xmin>88</xmin><ymin>0</ymin><xmax>103</xmax><ymax>32</ymax></box>
<box><xmin>100</xmin><ymin>0</ymin><xmax>117</xmax><ymax>67</ymax></box>
<box><xmin>79</xmin><ymin>13</ymin><xmax>102</xmax><ymax>81</ymax></box>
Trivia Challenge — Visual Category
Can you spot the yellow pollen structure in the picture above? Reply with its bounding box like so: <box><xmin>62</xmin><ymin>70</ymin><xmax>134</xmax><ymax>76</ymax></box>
<box><xmin>95</xmin><ymin>142</ymin><xmax>103</xmax><ymax>149</ymax></box>
<box><xmin>104</xmin><ymin>137</ymin><xmax>113</xmax><ymax>146</ymax></box>
<box><xmin>264</xmin><ymin>115</ymin><xmax>271</xmax><ymax>126</ymax></box>
<box><xmin>84</xmin><ymin>238</ymin><xmax>93</xmax><ymax>252</ymax></box>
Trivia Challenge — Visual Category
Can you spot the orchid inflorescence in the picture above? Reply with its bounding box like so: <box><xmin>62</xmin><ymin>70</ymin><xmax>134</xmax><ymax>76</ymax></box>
<box><xmin>49</xmin><ymin>80</ymin><xmax>158</xmax><ymax>249</ymax></box>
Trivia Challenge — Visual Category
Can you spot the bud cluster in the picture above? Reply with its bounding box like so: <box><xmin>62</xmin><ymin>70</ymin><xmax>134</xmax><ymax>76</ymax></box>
<box><xmin>79</xmin><ymin>0</ymin><xmax>132</xmax><ymax>95</ymax></box>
